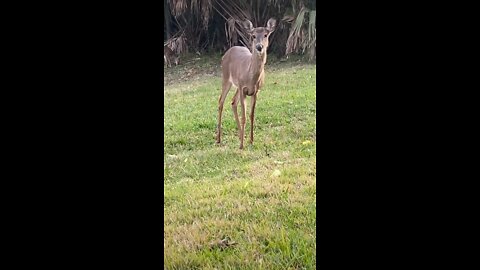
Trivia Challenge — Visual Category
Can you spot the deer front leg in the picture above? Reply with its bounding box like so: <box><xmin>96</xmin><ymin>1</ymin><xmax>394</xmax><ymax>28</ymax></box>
<box><xmin>250</xmin><ymin>93</ymin><xmax>257</xmax><ymax>144</ymax></box>
<box><xmin>231</xmin><ymin>89</ymin><xmax>241</xmax><ymax>142</ymax></box>
<box><xmin>239</xmin><ymin>92</ymin><xmax>247</xmax><ymax>149</ymax></box>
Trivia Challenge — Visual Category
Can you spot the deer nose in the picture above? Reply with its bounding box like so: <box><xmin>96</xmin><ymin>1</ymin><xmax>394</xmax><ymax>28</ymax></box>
<box><xmin>255</xmin><ymin>44</ymin><xmax>263</xmax><ymax>52</ymax></box>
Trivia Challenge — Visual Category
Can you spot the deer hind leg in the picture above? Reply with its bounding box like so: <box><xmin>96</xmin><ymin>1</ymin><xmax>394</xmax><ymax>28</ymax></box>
<box><xmin>250</xmin><ymin>93</ymin><xmax>257</xmax><ymax>144</ymax></box>
<box><xmin>216</xmin><ymin>80</ymin><xmax>232</xmax><ymax>144</ymax></box>
<box><xmin>164</xmin><ymin>55</ymin><xmax>171</xmax><ymax>67</ymax></box>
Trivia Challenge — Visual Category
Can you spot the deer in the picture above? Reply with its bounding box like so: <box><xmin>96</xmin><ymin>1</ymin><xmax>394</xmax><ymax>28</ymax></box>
<box><xmin>164</xmin><ymin>46</ymin><xmax>179</xmax><ymax>67</ymax></box>
<box><xmin>216</xmin><ymin>18</ymin><xmax>276</xmax><ymax>149</ymax></box>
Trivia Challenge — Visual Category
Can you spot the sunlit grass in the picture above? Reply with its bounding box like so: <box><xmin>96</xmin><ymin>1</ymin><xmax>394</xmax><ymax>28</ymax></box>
<box><xmin>164</xmin><ymin>56</ymin><xmax>316</xmax><ymax>269</ymax></box>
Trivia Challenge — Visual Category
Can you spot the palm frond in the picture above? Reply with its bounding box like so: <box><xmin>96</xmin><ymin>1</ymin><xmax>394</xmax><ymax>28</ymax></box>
<box><xmin>165</xmin><ymin>30</ymin><xmax>188</xmax><ymax>55</ymax></box>
<box><xmin>169</xmin><ymin>0</ymin><xmax>188</xmax><ymax>17</ymax></box>
<box><xmin>308</xmin><ymin>10</ymin><xmax>315</xmax><ymax>44</ymax></box>
<box><xmin>163</xmin><ymin>0</ymin><xmax>315</xmax><ymax>57</ymax></box>
<box><xmin>286</xmin><ymin>7</ymin><xmax>309</xmax><ymax>55</ymax></box>
<box><xmin>282</xmin><ymin>15</ymin><xmax>295</xmax><ymax>24</ymax></box>
<box><xmin>308</xmin><ymin>9</ymin><xmax>316</xmax><ymax>61</ymax></box>
<box><xmin>225</xmin><ymin>17</ymin><xmax>238</xmax><ymax>48</ymax></box>
<box><xmin>201</xmin><ymin>0</ymin><xmax>213</xmax><ymax>30</ymax></box>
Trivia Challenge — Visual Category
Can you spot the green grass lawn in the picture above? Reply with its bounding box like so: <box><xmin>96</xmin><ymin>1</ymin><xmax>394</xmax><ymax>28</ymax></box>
<box><xmin>164</xmin><ymin>54</ymin><xmax>316</xmax><ymax>269</ymax></box>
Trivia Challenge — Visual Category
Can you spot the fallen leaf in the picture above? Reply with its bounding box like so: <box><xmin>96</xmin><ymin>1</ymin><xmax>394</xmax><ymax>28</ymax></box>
<box><xmin>209</xmin><ymin>237</ymin><xmax>238</xmax><ymax>250</ymax></box>
<box><xmin>302</xmin><ymin>140</ymin><xmax>312</xmax><ymax>145</ymax></box>
<box><xmin>271</xmin><ymin>169</ymin><xmax>281</xmax><ymax>177</ymax></box>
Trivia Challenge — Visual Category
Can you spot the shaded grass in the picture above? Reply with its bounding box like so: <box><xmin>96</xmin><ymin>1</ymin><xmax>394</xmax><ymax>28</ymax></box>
<box><xmin>164</xmin><ymin>56</ymin><xmax>316</xmax><ymax>269</ymax></box>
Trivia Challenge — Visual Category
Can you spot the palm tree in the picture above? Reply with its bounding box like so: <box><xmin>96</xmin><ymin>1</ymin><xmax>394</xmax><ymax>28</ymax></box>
<box><xmin>164</xmin><ymin>0</ymin><xmax>316</xmax><ymax>61</ymax></box>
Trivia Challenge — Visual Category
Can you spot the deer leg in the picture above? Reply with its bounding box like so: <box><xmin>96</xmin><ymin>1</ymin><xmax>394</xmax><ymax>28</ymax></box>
<box><xmin>231</xmin><ymin>89</ymin><xmax>240</xmax><ymax>142</ymax></box>
<box><xmin>239</xmin><ymin>91</ymin><xmax>247</xmax><ymax>149</ymax></box>
<box><xmin>217</xmin><ymin>81</ymin><xmax>232</xmax><ymax>144</ymax></box>
<box><xmin>165</xmin><ymin>56</ymin><xmax>170</xmax><ymax>67</ymax></box>
<box><xmin>250</xmin><ymin>93</ymin><xmax>257</xmax><ymax>144</ymax></box>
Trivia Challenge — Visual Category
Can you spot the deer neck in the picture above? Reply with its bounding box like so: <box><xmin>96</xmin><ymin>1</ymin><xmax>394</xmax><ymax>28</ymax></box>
<box><xmin>249</xmin><ymin>50</ymin><xmax>266</xmax><ymax>80</ymax></box>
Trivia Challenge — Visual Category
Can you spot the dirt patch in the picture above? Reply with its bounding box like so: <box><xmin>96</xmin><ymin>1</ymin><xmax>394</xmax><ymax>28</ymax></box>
<box><xmin>164</xmin><ymin>54</ymin><xmax>222</xmax><ymax>86</ymax></box>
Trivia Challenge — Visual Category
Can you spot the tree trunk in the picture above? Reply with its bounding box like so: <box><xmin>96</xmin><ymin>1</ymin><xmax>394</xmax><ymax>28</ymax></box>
<box><xmin>164</xmin><ymin>0</ymin><xmax>171</xmax><ymax>40</ymax></box>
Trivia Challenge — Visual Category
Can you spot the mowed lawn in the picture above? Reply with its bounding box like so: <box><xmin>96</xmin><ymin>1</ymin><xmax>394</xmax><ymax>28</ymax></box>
<box><xmin>164</xmin><ymin>55</ymin><xmax>316</xmax><ymax>269</ymax></box>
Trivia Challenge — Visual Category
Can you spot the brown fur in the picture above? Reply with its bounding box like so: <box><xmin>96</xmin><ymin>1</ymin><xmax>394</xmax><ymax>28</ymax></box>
<box><xmin>216</xmin><ymin>18</ymin><xmax>277</xmax><ymax>149</ymax></box>
<box><xmin>164</xmin><ymin>46</ymin><xmax>179</xmax><ymax>67</ymax></box>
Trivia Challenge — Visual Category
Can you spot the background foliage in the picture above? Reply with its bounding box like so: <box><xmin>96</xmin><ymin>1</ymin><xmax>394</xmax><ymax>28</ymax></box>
<box><xmin>164</xmin><ymin>0</ymin><xmax>316</xmax><ymax>60</ymax></box>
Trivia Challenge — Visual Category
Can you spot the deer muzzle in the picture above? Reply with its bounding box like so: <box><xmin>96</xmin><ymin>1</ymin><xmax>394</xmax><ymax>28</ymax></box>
<box><xmin>255</xmin><ymin>44</ymin><xmax>263</xmax><ymax>52</ymax></box>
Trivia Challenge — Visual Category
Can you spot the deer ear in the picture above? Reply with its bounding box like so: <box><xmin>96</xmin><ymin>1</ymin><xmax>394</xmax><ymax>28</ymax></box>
<box><xmin>243</xmin><ymin>20</ymin><xmax>254</xmax><ymax>33</ymax></box>
<box><xmin>266</xmin><ymin>18</ymin><xmax>277</xmax><ymax>33</ymax></box>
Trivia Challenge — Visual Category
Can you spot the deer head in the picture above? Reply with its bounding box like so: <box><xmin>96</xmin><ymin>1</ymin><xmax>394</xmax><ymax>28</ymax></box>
<box><xmin>243</xmin><ymin>18</ymin><xmax>277</xmax><ymax>55</ymax></box>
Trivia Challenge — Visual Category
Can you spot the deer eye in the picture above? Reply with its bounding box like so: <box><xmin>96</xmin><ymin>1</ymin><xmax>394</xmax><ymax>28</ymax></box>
<box><xmin>264</xmin><ymin>34</ymin><xmax>268</xmax><ymax>37</ymax></box>
<box><xmin>252</xmin><ymin>35</ymin><xmax>256</xmax><ymax>39</ymax></box>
